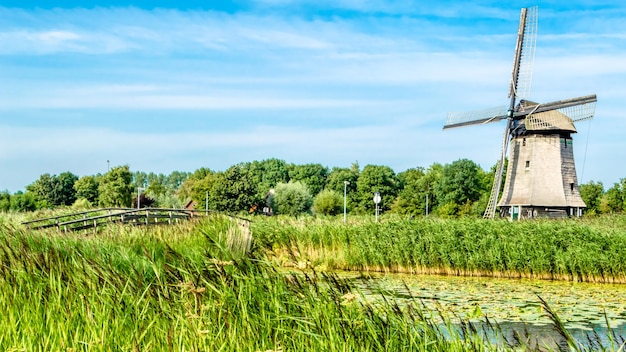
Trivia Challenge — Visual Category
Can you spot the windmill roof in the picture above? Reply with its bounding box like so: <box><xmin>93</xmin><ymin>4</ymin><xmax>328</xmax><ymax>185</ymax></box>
<box><xmin>524</xmin><ymin>109</ymin><xmax>577</xmax><ymax>132</ymax></box>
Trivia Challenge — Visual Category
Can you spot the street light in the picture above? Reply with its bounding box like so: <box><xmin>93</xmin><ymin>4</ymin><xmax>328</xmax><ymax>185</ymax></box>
<box><xmin>343</xmin><ymin>181</ymin><xmax>350</xmax><ymax>223</ymax></box>
<box><xmin>137</xmin><ymin>187</ymin><xmax>145</xmax><ymax>209</ymax></box>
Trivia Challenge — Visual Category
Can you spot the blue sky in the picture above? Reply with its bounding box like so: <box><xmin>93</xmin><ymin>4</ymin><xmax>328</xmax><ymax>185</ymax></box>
<box><xmin>1</xmin><ymin>1</ymin><xmax>625</xmax><ymax>192</ymax></box>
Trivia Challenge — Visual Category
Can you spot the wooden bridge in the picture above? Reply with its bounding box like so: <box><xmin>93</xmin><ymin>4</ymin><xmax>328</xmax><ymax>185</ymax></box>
<box><xmin>22</xmin><ymin>207</ymin><xmax>213</xmax><ymax>232</ymax></box>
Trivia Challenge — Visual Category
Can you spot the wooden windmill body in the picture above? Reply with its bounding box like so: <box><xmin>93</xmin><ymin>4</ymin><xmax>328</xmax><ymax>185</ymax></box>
<box><xmin>444</xmin><ymin>6</ymin><xmax>596</xmax><ymax>220</ymax></box>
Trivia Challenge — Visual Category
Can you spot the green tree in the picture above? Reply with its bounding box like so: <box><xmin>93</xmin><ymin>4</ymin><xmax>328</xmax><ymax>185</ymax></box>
<box><xmin>74</xmin><ymin>175</ymin><xmax>99</xmax><ymax>204</ymax></box>
<box><xmin>55</xmin><ymin>172</ymin><xmax>79</xmax><ymax>206</ymax></box>
<box><xmin>189</xmin><ymin>171</ymin><xmax>220</xmax><ymax>210</ymax></box>
<box><xmin>165</xmin><ymin>171</ymin><xmax>189</xmax><ymax>190</ymax></box>
<box><xmin>354</xmin><ymin>165</ymin><xmax>398</xmax><ymax>213</ymax></box>
<box><xmin>435</xmin><ymin>159</ymin><xmax>486</xmax><ymax>216</ymax></box>
<box><xmin>132</xmin><ymin>171</ymin><xmax>148</xmax><ymax>189</ymax></box>
<box><xmin>0</xmin><ymin>191</ymin><xmax>10</xmax><ymax>212</ymax></box>
<box><xmin>10</xmin><ymin>191</ymin><xmax>36</xmax><ymax>212</ymax></box>
<box><xmin>312</xmin><ymin>189</ymin><xmax>343</xmax><ymax>216</ymax></box>
<box><xmin>26</xmin><ymin>173</ymin><xmax>56</xmax><ymax>208</ymax></box>
<box><xmin>325</xmin><ymin>164</ymin><xmax>359</xmax><ymax>213</ymax></box>
<box><xmin>211</xmin><ymin>164</ymin><xmax>261</xmax><ymax>213</ymax></box>
<box><xmin>392</xmin><ymin>167</ymin><xmax>426</xmax><ymax>216</ymax></box>
<box><xmin>270</xmin><ymin>181</ymin><xmax>313</xmax><ymax>216</ymax></box>
<box><xmin>26</xmin><ymin>172</ymin><xmax>77</xmax><ymax>208</ymax></box>
<box><xmin>288</xmin><ymin>163</ymin><xmax>329</xmax><ymax>196</ymax></box>
<box><xmin>254</xmin><ymin>158</ymin><xmax>290</xmax><ymax>195</ymax></box>
<box><xmin>599</xmin><ymin>179</ymin><xmax>625</xmax><ymax>214</ymax></box>
<box><xmin>177</xmin><ymin>167</ymin><xmax>213</xmax><ymax>203</ymax></box>
<box><xmin>580</xmin><ymin>180</ymin><xmax>604</xmax><ymax>214</ymax></box>
<box><xmin>98</xmin><ymin>165</ymin><xmax>133</xmax><ymax>207</ymax></box>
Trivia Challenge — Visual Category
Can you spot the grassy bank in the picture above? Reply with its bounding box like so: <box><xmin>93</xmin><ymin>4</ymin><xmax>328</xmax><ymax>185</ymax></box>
<box><xmin>0</xmin><ymin>215</ymin><xmax>512</xmax><ymax>351</ymax></box>
<box><xmin>252</xmin><ymin>215</ymin><xmax>626</xmax><ymax>283</ymax></box>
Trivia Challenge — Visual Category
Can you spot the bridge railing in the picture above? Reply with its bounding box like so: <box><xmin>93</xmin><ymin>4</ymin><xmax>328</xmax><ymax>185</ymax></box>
<box><xmin>22</xmin><ymin>208</ymin><xmax>215</xmax><ymax>232</ymax></box>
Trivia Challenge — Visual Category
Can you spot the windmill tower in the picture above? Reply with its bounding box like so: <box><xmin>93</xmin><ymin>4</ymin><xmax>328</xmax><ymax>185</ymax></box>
<box><xmin>443</xmin><ymin>6</ymin><xmax>596</xmax><ymax>220</ymax></box>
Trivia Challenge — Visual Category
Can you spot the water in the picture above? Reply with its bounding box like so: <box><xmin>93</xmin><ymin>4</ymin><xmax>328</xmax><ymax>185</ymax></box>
<box><xmin>338</xmin><ymin>271</ymin><xmax>626</xmax><ymax>350</ymax></box>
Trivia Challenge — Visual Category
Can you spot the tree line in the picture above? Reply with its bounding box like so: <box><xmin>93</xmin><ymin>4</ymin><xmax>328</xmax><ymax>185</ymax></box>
<box><xmin>1</xmin><ymin>158</ymin><xmax>624</xmax><ymax>217</ymax></box>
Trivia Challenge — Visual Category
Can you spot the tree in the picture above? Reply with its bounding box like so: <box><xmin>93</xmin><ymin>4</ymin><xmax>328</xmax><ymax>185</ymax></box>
<box><xmin>599</xmin><ymin>179</ymin><xmax>625</xmax><ymax>214</ymax></box>
<box><xmin>211</xmin><ymin>164</ymin><xmax>261</xmax><ymax>212</ymax></box>
<box><xmin>10</xmin><ymin>192</ymin><xmax>36</xmax><ymax>212</ymax></box>
<box><xmin>55</xmin><ymin>172</ymin><xmax>78</xmax><ymax>206</ymax></box>
<box><xmin>312</xmin><ymin>189</ymin><xmax>343</xmax><ymax>216</ymax></box>
<box><xmin>288</xmin><ymin>163</ymin><xmax>329</xmax><ymax>196</ymax></box>
<box><xmin>354</xmin><ymin>165</ymin><xmax>399</xmax><ymax>213</ymax></box>
<box><xmin>270</xmin><ymin>181</ymin><xmax>313</xmax><ymax>216</ymax></box>
<box><xmin>98</xmin><ymin>165</ymin><xmax>133</xmax><ymax>207</ymax></box>
<box><xmin>26</xmin><ymin>173</ymin><xmax>56</xmax><ymax>208</ymax></box>
<box><xmin>435</xmin><ymin>159</ymin><xmax>486</xmax><ymax>216</ymax></box>
<box><xmin>132</xmin><ymin>171</ymin><xmax>148</xmax><ymax>189</ymax></box>
<box><xmin>26</xmin><ymin>172</ymin><xmax>78</xmax><ymax>208</ymax></box>
<box><xmin>132</xmin><ymin>193</ymin><xmax>156</xmax><ymax>209</ymax></box>
<box><xmin>325</xmin><ymin>164</ymin><xmax>359</xmax><ymax>213</ymax></box>
<box><xmin>580</xmin><ymin>180</ymin><xmax>604</xmax><ymax>214</ymax></box>
<box><xmin>177</xmin><ymin>167</ymin><xmax>213</xmax><ymax>203</ymax></box>
<box><xmin>74</xmin><ymin>175</ymin><xmax>99</xmax><ymax>204</ymax></box>
<box><xmin>392</xmin><ymin>167</ymin><xmax>427</xmax><ymax>216</ymax></box>
<box><xmin>189</xmin><ymin>171</ymin><xmax>220</xmax><ymax>210</ymax></box>
<box><xmin>253</xmin><ymin>158</ymin><xmax>290</xmax><ymax>195</ymax></box>
<box><xmin>165</xmin><ymin>171</ymin><xmax>189</xmax><ymax>191</ymax></box>
<box><xmin>0</xmin><ymin>191</ymin><xmax>10</xmax><ymax>212</ymax></box>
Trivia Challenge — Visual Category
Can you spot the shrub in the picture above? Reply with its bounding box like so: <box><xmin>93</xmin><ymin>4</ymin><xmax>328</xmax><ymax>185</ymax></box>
<box><xmin>313</xmin><ymin>189</ymin><xmax>343</xmax><ymax>216</ymax></box>
<box><xmin>270</xmin><ymin>182</ymin><xmax>312</xmax><ymax>216</ymax></box>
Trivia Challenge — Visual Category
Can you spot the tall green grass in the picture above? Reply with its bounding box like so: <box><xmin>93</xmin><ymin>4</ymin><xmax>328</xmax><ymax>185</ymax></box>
<box><xmin>252</xmin><ymin>215</ymin><xmax>626</xmax><ymax>282</ymax></box>
<box><xmin>0</xmin><ymin>215</ymin><xmax>508</xmax><ymax>351</ymax></box>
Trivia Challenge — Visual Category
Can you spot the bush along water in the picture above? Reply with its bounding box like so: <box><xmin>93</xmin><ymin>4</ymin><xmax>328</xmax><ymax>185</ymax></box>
<box><xmin>252</xmin><ymin>215</ymin><xmax>626</xmax><ymax>283</ymax></box>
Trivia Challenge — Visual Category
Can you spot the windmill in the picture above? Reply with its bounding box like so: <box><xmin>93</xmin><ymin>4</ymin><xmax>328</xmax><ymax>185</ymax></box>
<box><xmin>443</xmin><ymin>6</ymin><xmax>596</xmax><ymax>220</ymax></box>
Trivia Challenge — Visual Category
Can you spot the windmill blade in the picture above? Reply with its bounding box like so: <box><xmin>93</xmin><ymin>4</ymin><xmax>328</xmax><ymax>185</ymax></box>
<box><xmin>511</xmin><ymin>6</ymin><xmax>538</xmax><ymax>101</ymax></box>
<box><xmin>514</xmin><ymin>94</ymin><xmax>597</xmax><ymax>118</ymax></box>
<box><xmin>484</xmin><ymin>120</ymin><xmax>512</xmax><ymax>219</ymax></box>
<box><xmin>569</xmin><ymin>100</ymin><xmax>597</xmax><ymax>123</ymax></box>
<box><xmin>524</xmin><ymin>95</ymin><xmax>596</xmax><ymax>131</ymax></box>
<box><xmin>443</xmin><ymin>105</ymin><xmax>508</xmax><ymax>129</ymax></box>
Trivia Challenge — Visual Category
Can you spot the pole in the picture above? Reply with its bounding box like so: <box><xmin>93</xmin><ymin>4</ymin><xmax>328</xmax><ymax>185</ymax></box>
<box><xmin>343</xmin><ymin>181</ymin><xmax>349</xmax><ymax>223</ymax></box>
<box><xmin>137</xmin><ymin>187</ymin><xmax>144</xmax><ymax>209</ymax></box>
<box><xmin>375</xmin><ymin>204</ymin><xmax>379</xmax><ymax>223</ymax></box>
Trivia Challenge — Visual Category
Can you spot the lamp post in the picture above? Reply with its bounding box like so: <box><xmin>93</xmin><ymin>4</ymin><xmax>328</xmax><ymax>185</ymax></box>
<box><xmin>343</xmin><ymin>181</ymin><xmax>350</xmax><ymax>223</ymax></box>
<box><xmin>137</xmin><ymin>187</ymin><xmax>145</xmax><ymax>209</ymax></box>
<box><xmin>373</xmin><ymin>192</ymin><xmax>381</xmax><ymax>223</ymax></box>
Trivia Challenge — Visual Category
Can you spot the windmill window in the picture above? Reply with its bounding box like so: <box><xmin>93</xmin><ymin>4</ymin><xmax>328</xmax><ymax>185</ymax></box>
<box><xmin>525</xmin><ymin>161</ymin><xmax>530</xmax><ymax>169</ymax></box>
<box><xmin>570</xmin><ymin>183</ymin><xmax>574</xmax><ymax>191</ymax></box>
<box><xmin>522</xmin><ymin>138</ymin><xmax>526</xmax><ymax>146</ymax></box>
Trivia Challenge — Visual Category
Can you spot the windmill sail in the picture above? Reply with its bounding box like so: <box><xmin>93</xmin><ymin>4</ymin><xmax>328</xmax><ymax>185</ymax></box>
<box><xmin>510</xmin><ymin>6</ymin><xmax>537</xmax><ymax>101</ymax></box>
<box><xmin>484</xmin><ymin>6</ymin><xmax>538</xmax><ymax>219</ymax></box>
<box><xmin>444</xmin><ymin>106</ymin><xmax>508</xmax><ymax>129</ymax></box>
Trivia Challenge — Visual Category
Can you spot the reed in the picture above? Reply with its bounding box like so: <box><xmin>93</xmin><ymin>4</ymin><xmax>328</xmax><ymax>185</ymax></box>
<box><xmin>0</xmin><ymin>215</ymin><xmax>507</xmax><ymax>351</ymax></box>
<box><xmin>252</xmin><ymin>215</ymin><xmax>626</xmax><ymax>283</ymax></box>
<box><xmin>2</xmin><ymin>212</ymin><xmax>624</xmax><ymax>350</ymax></box>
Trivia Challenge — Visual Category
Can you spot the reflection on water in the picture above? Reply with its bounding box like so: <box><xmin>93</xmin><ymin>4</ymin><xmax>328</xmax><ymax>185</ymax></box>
<box><xmin>338</xmin><ymin>271</ymin><xmax>626</xmax><ymax>350</ymax></box>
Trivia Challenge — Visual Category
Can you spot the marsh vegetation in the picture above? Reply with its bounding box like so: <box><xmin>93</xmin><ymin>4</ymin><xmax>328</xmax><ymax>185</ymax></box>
<box><xmin>1</xmin><ymin>214</ymin><xmax>625</xmax><ymax>351</ymax></box>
